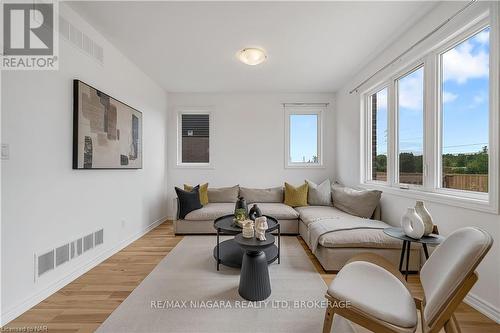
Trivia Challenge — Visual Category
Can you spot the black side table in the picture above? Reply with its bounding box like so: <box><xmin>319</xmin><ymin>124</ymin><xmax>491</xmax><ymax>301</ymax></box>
<box><xmin>213</xmin><ymin>215</ymin><xmax>280</xmax><ymax>271</ymax></box>
<box><xmin>384</xmin><ymin>227</ymin><xmax>445</xmax><ymax>281</ymax></box>
<box><xmin>235</xmin><ymin>233</ymin><xmax>275</xmax><ymax>301</ymax></box>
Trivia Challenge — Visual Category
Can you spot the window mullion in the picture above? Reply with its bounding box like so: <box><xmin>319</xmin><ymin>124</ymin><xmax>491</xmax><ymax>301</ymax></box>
<box><xmin>424</xmin><ymin>54</ymin><xmax>438</xmax><ymax>190</ymax></box>
<box><xmin>387</xmin><ymin>82</ymin><xmax>397</xmax><ymax>187</ymax></box>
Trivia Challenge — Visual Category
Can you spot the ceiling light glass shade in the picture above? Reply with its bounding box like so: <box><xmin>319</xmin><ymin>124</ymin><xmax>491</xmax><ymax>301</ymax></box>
<box><xmin>238</xmin><ymin>48</ymin><xmax>267</xmax><ymax>65</ymax></box>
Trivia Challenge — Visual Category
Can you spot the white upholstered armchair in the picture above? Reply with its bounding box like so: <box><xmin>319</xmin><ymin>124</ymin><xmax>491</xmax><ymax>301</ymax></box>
<box><xmin>322</xmin><ymin>227</ymin><xmax>493</xmax><ymax>333</ymax></box>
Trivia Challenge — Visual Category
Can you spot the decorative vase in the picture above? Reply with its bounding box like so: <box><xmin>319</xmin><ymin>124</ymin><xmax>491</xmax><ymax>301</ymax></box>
<box><xmin>415</xmin><ymin>201</ymin><xmax>434</xmax><ymax>236</ymax></box>
<box><xmin>234</xmin><ymin>196</ymin><xmax>248</xmax><ymax>217</ymax></box>
<box><xmin>248</xmin><ymin>204</ymin><xmax>262</xmax><ymax>221</ymax></box>
<box><xmin>242</xmin><ymin>221</ymin><xmax>254</xmax><ymax>238</ymax></box>
<box><xmin>401</xmin><ymin>207</ymin><xmax>425</xmax><ymax>239</ymax></box>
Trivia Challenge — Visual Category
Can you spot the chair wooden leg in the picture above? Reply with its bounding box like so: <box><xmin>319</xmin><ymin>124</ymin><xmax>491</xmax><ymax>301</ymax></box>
<box><xmin>322</xmin><ymin>303</ymin><xmax>335</xmax><ymax>333</ymax></box>
<box><xmin>443</xmin><ymin>314</ymin><xmax>461</xmax><ymax>333</ymax></box>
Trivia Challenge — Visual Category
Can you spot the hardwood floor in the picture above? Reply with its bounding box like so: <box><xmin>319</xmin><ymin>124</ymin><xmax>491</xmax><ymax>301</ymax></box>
<box><xmin>4</xmin><ymin>221</ymin><xmax>183</xmax><ymax>333</ymax></box>
<box><xmin>4</xmin><ymin>221</ymin><xmax>498</xmax><ymax>332</ymax></box>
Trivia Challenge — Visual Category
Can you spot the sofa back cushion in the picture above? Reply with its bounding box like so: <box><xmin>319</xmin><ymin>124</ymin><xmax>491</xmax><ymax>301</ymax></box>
<box><xmin>239</xmin><ymin>187</ymin><xmax>283</xmax><ymax>203</ymax></box>
<box><xmin>331</xmin><ymin>184</ymin><xmax>381</xmax><ymax>218</ymax></box>
<box><xmin>284</xmin><ymin>182</ymin><xmax>308</xmax><ymax>207</ymax></box>
<box><xmin>175</xmin><ymin>186</ymin><xmax>203</xmax><ymax>219</ymax></box>
<box><xmin>208</xmin><ymin>185</ymin><xmax>239</xmax><ymax>203</ymax></box>
<box><xmin>306</xmin><ymin>179</ymin><xmax>332</xmax><ymax>206</ymax></box>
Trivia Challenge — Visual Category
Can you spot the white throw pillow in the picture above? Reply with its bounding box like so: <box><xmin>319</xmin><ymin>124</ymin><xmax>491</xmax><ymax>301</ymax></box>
<box><xmin>305</xmin><ymin>179</ymin><xmax>332</xmax><ymax>206</ymax></box>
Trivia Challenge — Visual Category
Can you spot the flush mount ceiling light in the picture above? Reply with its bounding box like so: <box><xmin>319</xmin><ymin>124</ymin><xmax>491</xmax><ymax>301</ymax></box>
<box><xmin>238</xmin><ymin>47</ymin><xmax>267</xmax><ymax>65</ymax></box>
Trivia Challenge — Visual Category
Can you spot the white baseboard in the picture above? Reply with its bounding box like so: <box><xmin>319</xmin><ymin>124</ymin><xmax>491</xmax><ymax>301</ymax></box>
<box><xmin>0</xmin><ymin>216</ymin><xmax>167</xmax><ymax>326</ymax></box>
<box><xmin>464</xmin><ymin>293</ymin><xmax>500</xmax><ymax>324</ymax></box>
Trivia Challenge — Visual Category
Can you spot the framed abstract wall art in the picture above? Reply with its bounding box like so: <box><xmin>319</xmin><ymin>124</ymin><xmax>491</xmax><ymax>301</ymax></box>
<box><xmin>73</xmin><ymin>80</ymin><xmax>142</xmax><ymax>169</ymax></box>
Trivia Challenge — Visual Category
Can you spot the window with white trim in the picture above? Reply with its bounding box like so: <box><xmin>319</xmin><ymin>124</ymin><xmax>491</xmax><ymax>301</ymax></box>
<box><xmin>397</xmin><ymin>66</ymin><xmax>425</xmax><ymax>186</ymax></box>
<box><xmin>285</xmin><ymin>106</ymin><xmax>324</xmax><ymax>168</ymax></box>
<box><xmin>440</xmin><ymin>27</ymin><xmax>490</xmax><ymax>193</ymax></box>
<box><xmin>177</xmin><ymin>109</ymin><xmax>212</xmax><ymax>167</ymax></box>
<box><xmin>361</xmin><ymin>5</ymin><xmax>498</xmax><ymax>213</ymax></box>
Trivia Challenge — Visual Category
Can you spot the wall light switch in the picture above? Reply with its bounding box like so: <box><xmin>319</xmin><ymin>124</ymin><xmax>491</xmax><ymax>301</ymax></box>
<box><xmin>1</xmin><ymin>144</ymin><xmax>9</xmax><ymax>160</ymax></box>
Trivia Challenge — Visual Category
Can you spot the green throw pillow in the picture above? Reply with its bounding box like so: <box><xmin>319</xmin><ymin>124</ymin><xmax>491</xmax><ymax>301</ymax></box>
<box><xmin>284</xmin><ymin>182</ymin><xmax>308</xmax><ymax>207</ymax></box>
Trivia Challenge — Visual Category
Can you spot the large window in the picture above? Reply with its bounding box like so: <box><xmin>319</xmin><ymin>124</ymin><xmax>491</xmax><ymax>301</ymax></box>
<box><xmin>177</xmin><ymin>110</ymin><xmax>212</xmax><ymax>167</ymax></box>
<box><xmin>362</xmin><ymin>9</ymin><xmax>498</xmax><ymax>212</ymax></box>
<box><xmin>441</xmin><ymin>27</ymin><xmax>490</xmax><ymax>193</ymax></box>
<box><xmin>285</xmin><ymin>106</ymin><xmax>324</xmax><ymax>168</ymax></box>
<box><xmin>397</xmin><ymin>67</ymin><xmax>424</xmax><ymax>186</ymax></box>
<box><xmin>369</xmin><ymin>88</ymin><xmax>388</xmax><ymax>181</ymax></box>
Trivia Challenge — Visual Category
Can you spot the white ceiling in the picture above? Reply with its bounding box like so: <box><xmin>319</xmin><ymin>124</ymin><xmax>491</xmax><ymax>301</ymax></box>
<box><xmin>68</xmin><ymin>1</ymin><xmax>438</xmax><ymax>93</ymax></box>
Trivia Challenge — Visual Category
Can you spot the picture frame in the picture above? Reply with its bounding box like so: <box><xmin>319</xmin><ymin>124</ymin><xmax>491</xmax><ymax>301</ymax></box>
<box><xmin>73</xmin><ymin>80</ymin><xmax>143</xmax><ymax>169</ymax></box>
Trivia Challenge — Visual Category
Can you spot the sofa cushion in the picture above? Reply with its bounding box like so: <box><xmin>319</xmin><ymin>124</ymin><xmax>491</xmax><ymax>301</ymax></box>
<box><xmin>254</xmin><ymin>203</ymin><xmax>299</xmax><ymax>220</ymax></box>
<box><xmin>175</xmin><ymin>186</ymin><xmax>202</xmax><ymax>219</ymax></box>
<box><xmin>208</xmin><ymin>185</ymin><xmax>239</xmax><ymax>203</ymax></box>
<box><xmin>296</xmin><ymin>206</ymin><xmax>404</xmax><ymax>249</ymax></box>
<box><xmin>239</xmin><ymin>187</ymin><xmax>283</xmax><ymax>203</ymax></box>
<box><xmin>306</xmin><ymin>179</ymin><xmax>332</xmax><ymax>206</ymax></box>
<box><xmin>332</xmin><ymin>184</ymin><xmax>382</xmax><ymax>218</ymax></box>
<box><xmin>284</xmin><ymin>182</ymin><xmax>308</xmax><ymax>207</ymax></box>
<box><xmin>184</xmin><ymin>203</ymin><xmax>234</xmax><ymax>221</ymax></box>
<box><xmin>319</xmin><ymin>228</ymin><xmax>407</xmax><ymax>249</ymax></box>
<box><xmin>295</xmin><ymin>206</ymin><xmax>352</xmax><ymax>226</ymax></box>
<box><xmin>184</xmin><ymin>183</ymin><xmax>208</xmax><ymax>205</ymax></box>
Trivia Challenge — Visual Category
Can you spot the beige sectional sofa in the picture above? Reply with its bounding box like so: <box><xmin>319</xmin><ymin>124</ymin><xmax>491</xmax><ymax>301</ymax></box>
<box><xmin>296</xmin><ymin>205</ymin><xmax>420</xmax><ymax>271</ymax></box>
<box><xmin>173</xmin><ymin>185</ymin><xmax>420</xmax><ymax>271</ymax></box>
<box><xmin>174</xmin><ymin>202</ymin><xmax>300</xmax><ymax>234</ymax></box>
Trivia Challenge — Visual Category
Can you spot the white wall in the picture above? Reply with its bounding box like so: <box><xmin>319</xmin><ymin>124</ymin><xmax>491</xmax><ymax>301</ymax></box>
<box><xmin>1</xmin><ymin>4</ymin><xmax>168</xmax><ymax>324</ymax></box>
<box><xmin>166</xmin><ymin>92</ymin><xmax>335</xmax><ymax>218</ymax></box>
<box><xmin>335</xmin><ymin>2</ymin><xmax>500</xmax><ymax>322</ymax></box>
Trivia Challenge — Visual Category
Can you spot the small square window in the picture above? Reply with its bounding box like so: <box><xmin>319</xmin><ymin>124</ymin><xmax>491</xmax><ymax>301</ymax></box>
<box><xmin>177</xmin><ymin>111</ymin><xmax>212</xmax><ymax>167</ymax></box>
<box><xmin>285</xmin><ymin>106</ymin><xmax>324</xmax><ymax>168</ymax></box>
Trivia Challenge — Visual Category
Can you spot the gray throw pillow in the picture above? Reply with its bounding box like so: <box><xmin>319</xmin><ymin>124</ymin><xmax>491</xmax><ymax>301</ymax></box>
<box><xmin>331</xmin><ymin>184</ymin><xmax>381</xmax><ymax>218</ymax></box>
<box><xmin>239</xmin><ymin>187</ymin><xmax>283</xmax><ymax>203</ymax></box>
<box><xmin>208</xmin><ymin>185</ymin><xmax>239</xmax><ymax>203</ymax></box>
<box><xmin>305</xmin><ymin>179</ymin><xmax>332</xmax><ymax>206</ymax></box>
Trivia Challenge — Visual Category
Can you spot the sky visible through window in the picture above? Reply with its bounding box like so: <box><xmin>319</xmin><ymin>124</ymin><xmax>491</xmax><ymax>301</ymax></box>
<box><xmin>290</xmin><ymin>114</ymin><xmax>318</xmax><ymax>163</ymax></box>
<box><xmin>376</xmin><ymin>89</ymin><xmax>388</xmax><ymax>155</ymax></box>
<box><xmin>370</xmin><ymin>27</ymin><xmax>489</xmax><ymax>191</ymax></box>
<box><xmin>394</xmin><ymin>27</ymin><xmax>490</xmax><ymax>156</ymax></box>
<box><xmin>442</xmin><ymin>27</ymin><xmax>489</xmax><ymax>155</ymax></box>
<box><xmin>398</xmin><ymin>67</ymin><xmax>424</xmax><ymax>156</ymax></box>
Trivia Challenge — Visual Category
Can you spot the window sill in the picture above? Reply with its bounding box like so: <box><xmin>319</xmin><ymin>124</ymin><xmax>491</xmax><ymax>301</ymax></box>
<box><xmin>175</xmin><ymin>163</ymin><xmax>214</xmax><ymax>170</ymax></box>
<box><xmin>285</xmin><ymin>164</ymin><xmax>325</xmax><ymax>169</ymax></box>
<box><xmin>360</xmin><ymin>182</ymin><xmax>498</xmax><ymax>215</ymax></box>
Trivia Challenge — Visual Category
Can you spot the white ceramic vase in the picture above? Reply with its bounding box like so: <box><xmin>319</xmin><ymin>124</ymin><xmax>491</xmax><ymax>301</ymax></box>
<box><xmin>415</xmin><ymin>201</ymin><xmax>434</xmax><ymax>236</ymax></box>
<box><xmin>242</xmin><ymin>221</ymin><xmax>254</xmax><ymax>238</ymax></box>
<box><xmin>401</xmin><ymin>207</ymin><xmax>425</xmax><ymax>239</ymax></box>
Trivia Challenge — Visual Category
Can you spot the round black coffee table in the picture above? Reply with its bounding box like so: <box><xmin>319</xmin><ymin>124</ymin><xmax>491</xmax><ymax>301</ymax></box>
<box><xmin>213</xmin><ymin>214</ymin><xmax>280</xmax><ymax>271</ymax></box>
<box><xmin>384</xmin><ymin>227</ymin><xmax>445</xmax><ymax>281</ymax></box>
<box><xmin>235</xmin><ymin>233</ymin><xmax>275</xmax><ymax>301</ymax></box>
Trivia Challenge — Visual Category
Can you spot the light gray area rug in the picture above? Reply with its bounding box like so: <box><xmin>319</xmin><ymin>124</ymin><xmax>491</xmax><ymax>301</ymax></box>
<box><xmin>97</xmin><ymin>236</ymin><xmax>358</xmax><ymax>333</ymax></box>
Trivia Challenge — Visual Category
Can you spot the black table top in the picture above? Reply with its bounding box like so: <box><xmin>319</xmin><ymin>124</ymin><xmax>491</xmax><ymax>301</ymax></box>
<box><xmin>214</xmin><ymin>214</ymin><xmax>278</xmax><ymax>234</ymax></box>
<box><xmin>235</xmin><ymin>233</ymin><xmax>276</xmax><ymax>251</ymax></box>
<box><xmin>384</xmin><ymin>227</ymin><xmax>445</xmax><ymax>245</ymax></box>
